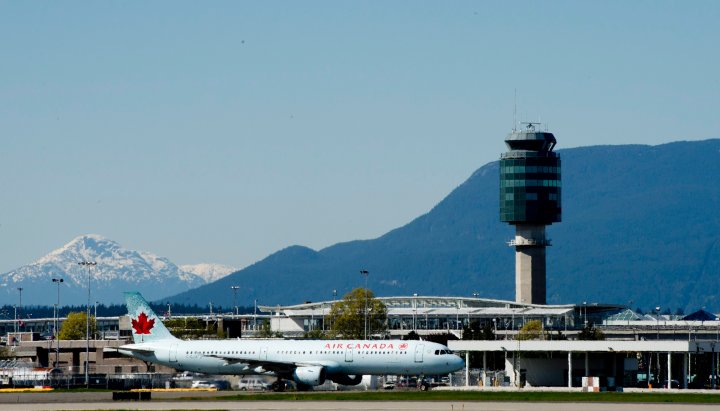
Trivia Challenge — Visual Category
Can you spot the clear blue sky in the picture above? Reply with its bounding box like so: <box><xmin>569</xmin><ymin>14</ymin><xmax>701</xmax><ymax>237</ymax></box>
<box><xmin>1</xmin><ymin>1</ymin><xmax>718</xmax><ymax>273</ymax></box>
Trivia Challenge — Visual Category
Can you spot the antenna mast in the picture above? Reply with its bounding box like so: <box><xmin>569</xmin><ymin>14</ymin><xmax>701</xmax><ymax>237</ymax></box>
<box><xmin>513</xmin><ymin>89</ymin><xmax>517</xmax><ymax>131</ymax></box>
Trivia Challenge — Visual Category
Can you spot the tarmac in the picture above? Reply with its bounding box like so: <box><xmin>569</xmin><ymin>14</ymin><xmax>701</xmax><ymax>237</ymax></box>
<box><xmin>1</xmin><ymin>390</ymin><xmax>720</xmax><ymax>411</ymax></box>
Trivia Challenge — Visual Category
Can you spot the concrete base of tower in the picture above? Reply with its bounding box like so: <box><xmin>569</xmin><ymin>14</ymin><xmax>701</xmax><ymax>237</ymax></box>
<box><xmin>514</xmin><ymin>224</ymin><xmax>548</xmax><ymax>305</ymax></box>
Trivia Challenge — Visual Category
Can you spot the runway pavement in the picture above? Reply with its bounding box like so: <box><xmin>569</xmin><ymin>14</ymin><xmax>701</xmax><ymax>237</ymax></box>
<box><xmin>2</xmin><ymin>391</ymin><xmax>720</xmax><ymax>411</ymax></box>
<box><xmin>3</xmin><ymin>400</ymin><xmax>720</xmax><ymax>411</ymax></box>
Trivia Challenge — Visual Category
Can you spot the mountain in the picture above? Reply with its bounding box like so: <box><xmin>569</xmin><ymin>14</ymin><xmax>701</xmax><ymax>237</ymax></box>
<box><xmin>0</xmin><ymin>235</ymin><xmax>205</xmax><ymax>306</ymax></box>
<box><xmin>167</xmin><ymin>139</ymin><xmax>720</xmax><ymax>313</ymax></box>
<box><xmin>180</xmin><ymin>264</ymin><xmax>237</xmax><ymax>283</ymax></box>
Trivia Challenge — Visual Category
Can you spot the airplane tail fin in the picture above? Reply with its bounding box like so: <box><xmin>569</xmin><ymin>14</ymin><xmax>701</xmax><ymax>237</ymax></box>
<box><xmin>124</xmin><ymin>292</ymin><xmax>177</xmax><ymax>343</ymax></box>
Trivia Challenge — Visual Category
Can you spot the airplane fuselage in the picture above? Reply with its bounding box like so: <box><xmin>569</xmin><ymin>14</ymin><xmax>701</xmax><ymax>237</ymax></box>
<box><xmin>119</xmin><ymin>338</ymin><xmax>462</xmax><ymax>377</ymax></box>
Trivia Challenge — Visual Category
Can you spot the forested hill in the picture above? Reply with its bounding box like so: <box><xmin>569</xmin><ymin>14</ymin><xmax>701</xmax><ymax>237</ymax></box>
<box><xmin>168</xmin><ymin>139</ymin><xmax>720</xmax><ymax>313</ymax></box>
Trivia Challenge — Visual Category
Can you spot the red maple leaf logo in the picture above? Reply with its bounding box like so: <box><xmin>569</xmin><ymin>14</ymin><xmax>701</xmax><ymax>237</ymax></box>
<box><xmin>131</xmin><ymin>312</ymin><xmax>155</xmax><ymax>335</ymax></box>
<box><xmin>399</xmin><ymin>343</ymin><xmax>408</xmax><ymax>350</ymax></box>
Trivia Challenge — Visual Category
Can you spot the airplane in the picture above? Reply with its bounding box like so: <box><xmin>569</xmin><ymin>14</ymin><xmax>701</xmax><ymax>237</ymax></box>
<box><xmin>118</xmin><ymin>292</ymin><xmax>465</xmax><ymax>390</ymax></box>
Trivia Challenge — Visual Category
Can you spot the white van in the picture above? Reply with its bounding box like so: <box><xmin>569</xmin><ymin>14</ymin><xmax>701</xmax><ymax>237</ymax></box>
<box><xmin>237</xmin><ymin>377</ymin><xmax>270</xmax><ymax>391</ymax></box>
<box><xmin>191</xmin><ymin>380</ymin><xmax>218</xmax><ymax>389</ymax></box>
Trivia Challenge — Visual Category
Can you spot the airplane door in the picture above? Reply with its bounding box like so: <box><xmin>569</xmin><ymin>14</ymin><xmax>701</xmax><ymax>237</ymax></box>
<box><xmin>414</xmin><ymin>344</ymin><xmax>424</xmax><ymax>363</ymax></box>
<box><xmin>345</xmin><ymin>347</ymin><xmax>353</xmax><ymax>362</ymax></box>
<box><xmin>169</xmin><ymin>344</ymin><xmax>178</xmax><ymax>362</ymax></box>
<box><xmin>260</xmin><ymin>347</ymin><xmax>268</xmax><ymax>361</ymax></box>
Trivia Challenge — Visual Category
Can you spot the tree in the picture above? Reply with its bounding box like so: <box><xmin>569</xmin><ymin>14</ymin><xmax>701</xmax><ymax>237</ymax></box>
<box><xmin>164</xmin><ymin>317</ymin><xmax>209</xmax><ymax>339</ymax></box>
<box><xmin>257</xmin><ymin>319</ymin><xmax>283</xmax><ymax>338</ymax></box>
<box><xmin>327</xmin><ymin>288</ymin><xmax>387</xmax><ymax>339</ymax></box>
<box><xmin>403</xmin><ymin>330</ymin><xmax>420</xmax><ymax>340</ymax></box>
<box><xmin>59</xmin><ymin>311</ymin><xmax>97</xmax><ymax>340</ymax></box>
<box><xmin>516</xmin><ymin>320</ymin><xmax>544</xmax><ymax>341</ymax></box>
<box><xmin>462</xmin><ymin>320</ymin><xmax>495</xmax><ymax>341</ymax></box>
<box><xmin>578</xmin><ymin>324</ymin><xmax>605</xmax><ymax>340</ymax></box>
<box><xmin>425</xmin><ymin>332</ymin><xmax>459</xmax><ymax>346</ymax></box>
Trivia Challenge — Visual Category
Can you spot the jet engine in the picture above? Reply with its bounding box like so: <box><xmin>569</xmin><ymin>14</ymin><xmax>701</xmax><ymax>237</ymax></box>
<box><xmin>292</xmin><ymin>366</ymin><xmax>326</xmax><ymax>386</ymax></box>
<box><xmin>329</xmin><ymin>374</ymin><xmax>363</xmax><ymax>386</ymax></box>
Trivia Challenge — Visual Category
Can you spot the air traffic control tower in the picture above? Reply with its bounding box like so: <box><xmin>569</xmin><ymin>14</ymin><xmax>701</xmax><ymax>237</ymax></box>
<box><xmin>500</xmin><ymin>123</ymin><xmax>561</xmax><ymax>305</ymax></box>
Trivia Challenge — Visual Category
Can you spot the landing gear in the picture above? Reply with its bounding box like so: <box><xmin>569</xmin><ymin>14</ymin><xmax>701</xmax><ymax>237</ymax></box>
<box><xmin>419</xmin><ymin>374</ymin><xmax>430</xmax><ymax>391</ymax></box>
<box><xmin>271</xmin><ymin>379</ymin><xmax>286</xmax><ymax>392</ymax></box>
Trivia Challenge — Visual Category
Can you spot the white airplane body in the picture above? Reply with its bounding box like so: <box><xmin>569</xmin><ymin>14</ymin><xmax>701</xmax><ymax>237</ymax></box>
<box><xmin>118</xmin><ymin>292</ymin><xmax>464</xmax><ymax>389</ymax></box>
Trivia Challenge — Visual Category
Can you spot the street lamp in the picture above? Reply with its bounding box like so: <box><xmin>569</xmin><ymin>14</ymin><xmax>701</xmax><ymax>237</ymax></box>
<box><xmin>412</xmin><ymin>293</ymin><xmax>418</xmax><ymax>331</ymax></box>
<box><xmin>230</xmin><ymin>286</ymin><xmax>240</xmax><ymax>316</ymax></box>
<box><xmin>78</xmin><ymin>261</ymin><xmax>96</xmax><ymax>388</ymax></box>
<box><xmin>360</xmin><ymin>270</ymin><xmax>369</xmax><ymax>340</ymax></box>
<box><xmin>94</xmin><ymin>301</ymin><xmax>99</xmax><ymax>339</ymax></box>
<box><xmin>655</xmin><ymin>306</ymin><xmax>661</xmax><ymax>340</ymax></box>
<box><xmin>16</xmin><ymin>287</ymin><xmax>23</xmax><ymax>333</ymax></box>
<box><xmin>52</xmin><ymin>278</ymin><xmax>64</xmax><ymax>368</ymax></box>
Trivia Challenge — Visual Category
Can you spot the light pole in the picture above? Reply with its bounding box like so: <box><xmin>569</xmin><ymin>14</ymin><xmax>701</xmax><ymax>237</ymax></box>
<box><xmin>655</xmin><ymin>306</ymin><xmax>661</xmax><ymax>340</ymax></box>
<box><xmin>230</xmin><ymin>286</ymin><xmax>240</xmax><ymax>316</ymax></box>
<box><xmin>413</xmin><ymin>293</ymin><xmax>418</xmax><ymax>331</ymax></box>
<box><xmin>16</xmin><ymin>287</ymin><xmax>23</xmax><ymax>332</ymax></box>
<box><xmin>94</xmin><ymin>301</ymin><xmax>99</xmax><ymax>339</ymax></box>
<box><xmin>78</xmin><ymin>261</ymin><xmax>96</xmax><ymax>388</ymax></box>
<box><xmin>330</xmin><ymin>290</ymin><xmax>337</xmax><ymax>331</ymax></box>
<box><xmin>360</xmin><ymin>270</ymin><xmax>369</xmax><ymax>340</ymax></box>
<box><xmin>52</xmin><ymin>278</ymin><xmax>64</xmax><ymax>368</ymax></box>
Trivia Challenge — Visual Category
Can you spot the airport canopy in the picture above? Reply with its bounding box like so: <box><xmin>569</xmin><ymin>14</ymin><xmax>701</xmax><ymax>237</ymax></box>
<box><xmin>605</xmin><ymin>309</ymin><xmax>642</xmax><ymax>321</ymax></box>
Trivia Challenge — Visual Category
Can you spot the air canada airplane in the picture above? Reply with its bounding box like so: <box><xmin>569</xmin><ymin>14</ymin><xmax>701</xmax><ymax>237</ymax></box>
<box><xmin>118</xmin><ymin>292</ymin><xmax>464</xmax><ymax>390</ymax></box>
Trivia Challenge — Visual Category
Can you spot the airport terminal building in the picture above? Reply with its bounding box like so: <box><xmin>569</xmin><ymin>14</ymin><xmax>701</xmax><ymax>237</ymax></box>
<box><xmin>3</xmin><ymin>295</ymin><xmax>720</xmax><ymax>389</ymax></box>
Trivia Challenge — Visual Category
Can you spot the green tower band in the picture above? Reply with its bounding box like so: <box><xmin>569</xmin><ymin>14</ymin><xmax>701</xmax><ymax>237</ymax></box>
<box><xmin>500</xmin><ymin>123</ymin><xmax>561</xmax><ymax>305</ymax></box>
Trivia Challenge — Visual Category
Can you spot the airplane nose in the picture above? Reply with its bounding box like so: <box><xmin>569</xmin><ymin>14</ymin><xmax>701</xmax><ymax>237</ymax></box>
<box><xmin>455</xmin><ymin>355</ymin><xmax>465</xmax><ymax>368</ymax></box>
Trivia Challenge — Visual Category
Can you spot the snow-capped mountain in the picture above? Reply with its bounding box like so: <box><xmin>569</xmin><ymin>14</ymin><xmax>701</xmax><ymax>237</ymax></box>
<box><xmin>0</xmin><ymin>235</ymin><xmax>206</xmax><ymax>306</ymax></box>
<box><xmin>179</xmin><ymin>263</ymin><xmax>237</xmax><ymax>283</ymax></box>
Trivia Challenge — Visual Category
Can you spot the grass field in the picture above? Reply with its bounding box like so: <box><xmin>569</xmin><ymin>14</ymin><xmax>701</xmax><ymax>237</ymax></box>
<box><xmin>179</xmin><ymin>390</ymin><xmax>720</xmax><ymax>403</ymax></box>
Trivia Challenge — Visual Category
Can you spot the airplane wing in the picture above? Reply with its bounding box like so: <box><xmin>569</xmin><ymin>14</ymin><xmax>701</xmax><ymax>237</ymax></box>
<box><xmin>206</xmin><ymin>354</ymin><xmax>335</xmax><ymax>374</ymax></box>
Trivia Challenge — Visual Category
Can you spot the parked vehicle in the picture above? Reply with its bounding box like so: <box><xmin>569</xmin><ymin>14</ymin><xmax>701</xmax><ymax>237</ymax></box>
<box><xmin>191</xmin><ymin>380</ymin><xmax>218</xmax><ymax>389</ymax></box>
<box><xmin>395</xmin><ymin>377</ymin><xmax>418</xmax><ymax>388</ymax></box>
<box><xmin>237</xmin><ymin>377</ymin><xmax>270</xmax><ymax>391</ymax></box>
<box><xmin>382</xmin><ymin>381</ymin><xmax>395</xmax><ymax>390</ymax></box>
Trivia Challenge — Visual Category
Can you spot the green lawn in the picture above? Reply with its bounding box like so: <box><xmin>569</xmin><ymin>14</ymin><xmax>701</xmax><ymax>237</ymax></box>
<box><xmin>181</xmin><ymin>390</ymin><xmax>720</xmax><ymax>403</ymax></box>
